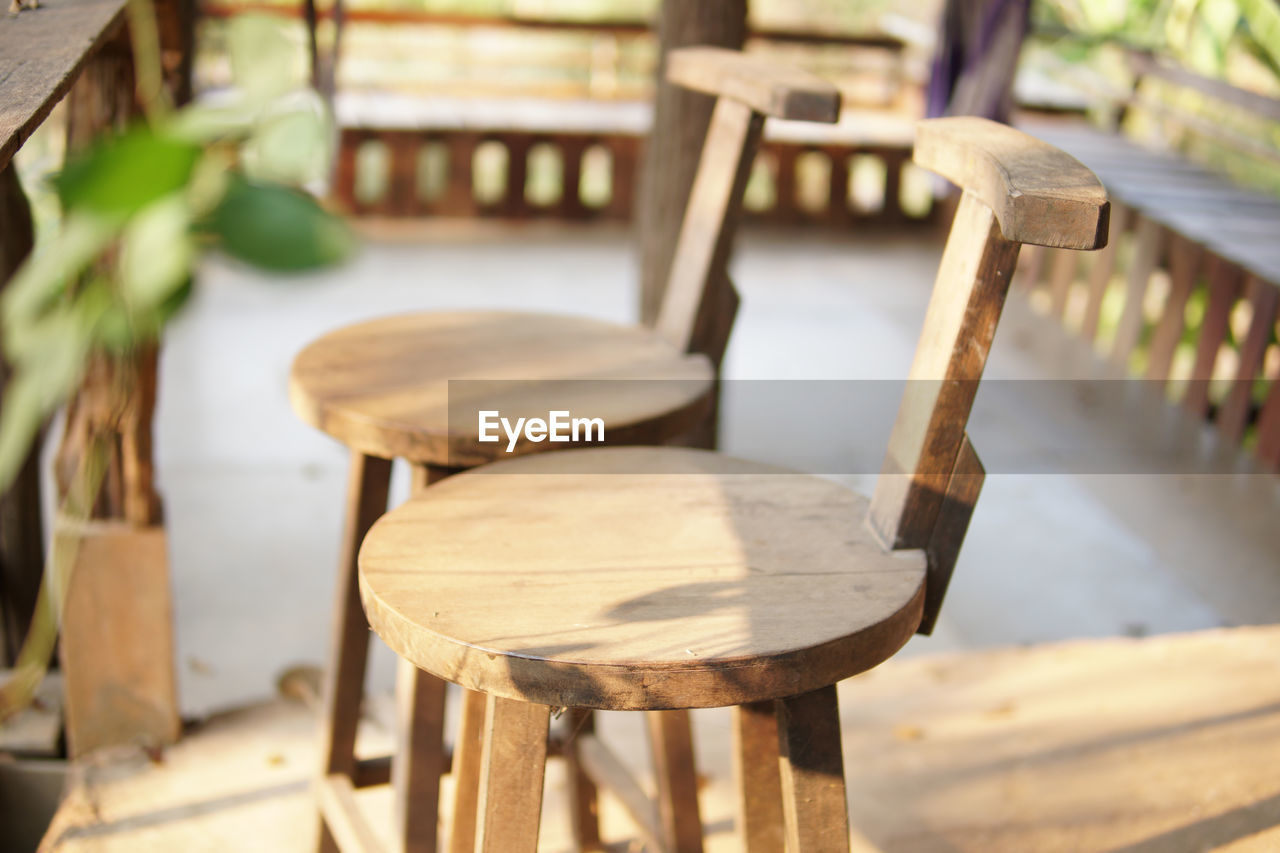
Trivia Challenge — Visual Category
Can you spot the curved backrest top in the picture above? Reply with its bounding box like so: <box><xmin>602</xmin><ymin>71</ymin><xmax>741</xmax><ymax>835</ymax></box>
<box><xmin>666</xmin><ymin>46</ymin><xmax>842</xmax><ymax>123</ymax></box>
<box><xmin>915</xmin><ymin>117</ymin><xmax>1110</xmax><ymax>250</ymax></box>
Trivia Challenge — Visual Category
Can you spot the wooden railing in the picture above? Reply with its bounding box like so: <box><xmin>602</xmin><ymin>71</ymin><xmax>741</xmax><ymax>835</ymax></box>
<box><xmin>200</xmin><ymin>3</ymin><xmax>933</xmax><ymax>228</ymax></box>
<box><xmin>331</xmin><ymin>122</ymin><xmax>933</xmax><ymax>226</ymax></box>
<box><xmin>1019</xmin><ymin>110</ymin><xmax>1280</xmax><ymax>471</ymax></box>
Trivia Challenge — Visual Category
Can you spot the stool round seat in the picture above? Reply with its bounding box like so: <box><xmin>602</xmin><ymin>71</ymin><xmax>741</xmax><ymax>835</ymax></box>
<box><xmin>290</xmin><ymin>311</ymin><xmax>715</xmax><ymax>467</ymax></box>
<box><xmin>357</xmin><ymin>446</ymin><xmax>927</xmax><ymax>712</ymax></box>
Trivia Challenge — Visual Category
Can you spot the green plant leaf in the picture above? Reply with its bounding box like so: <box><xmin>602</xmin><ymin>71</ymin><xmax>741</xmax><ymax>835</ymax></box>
<box><xmin>0</xmin><ymin>306</ymin><xmax>94</xmax><ymax>491</ymax></box>
<box><xmin>1</xmin><ymin>213</ymin><xmax>114</xmax><ymax>358</ymax></box>
<box><xmin>202</xmin><ymin>176</ymin><xmax>354</xmax><ymax>271</ymax></box>
<box><xmin>1239</xmin><ymin>0</ymin><xmax>1280</xmax><ymax>72</ymax></box>
<box><xmin>55</xmin><ymin>128</ymin><xmax>201</xmax><ymax>218</ymax></box>
<box><xmin>240</xmin><ymin>97</ymin><xmax>332</xmax><ymax>185</ymax></box>
<box><xmin>228</xmin><ymin>15</ymin><xmax>299</xmax><ymax>103</ymax></box>
<box><xmin>167</xmin><ymin>98</ymin><xmax>261</xmax><ymax>143</ymax></box>
<box><xmin>119</xmin><ymin>194</ymin><xmax>195</xmax><ymax>312</ymax></box>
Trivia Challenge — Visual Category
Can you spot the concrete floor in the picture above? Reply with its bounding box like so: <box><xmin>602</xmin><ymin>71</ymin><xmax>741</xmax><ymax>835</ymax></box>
<box><xmin>122</xmin><ymin>221</ymin><xmax>1280</xmax><ymax>719</ymax></box>
<box><xmin>44</xmin><ymin>626</ymin><xmax>1280</xmax><ymax>852</ymax></box>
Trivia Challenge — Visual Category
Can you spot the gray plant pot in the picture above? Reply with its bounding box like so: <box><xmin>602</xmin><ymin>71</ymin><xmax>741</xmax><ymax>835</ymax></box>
<box><xmin>0</xmin><ymin>758</ymin><xmax>67</xmax><ymax>851</ymax></box>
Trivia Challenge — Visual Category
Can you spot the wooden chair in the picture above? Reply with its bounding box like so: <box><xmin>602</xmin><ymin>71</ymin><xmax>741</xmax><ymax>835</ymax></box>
<box><xmin>289</xmin><ymin>48</ymin><xmax>841</xmax><ymax>853</ymax></box>
<box><xmin>354</xmin><ymin>117</ymin><xmax>1109</xmax><ymax>852</ymax></box>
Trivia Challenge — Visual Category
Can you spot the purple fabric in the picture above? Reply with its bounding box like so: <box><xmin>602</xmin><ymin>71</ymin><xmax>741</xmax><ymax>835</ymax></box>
<box><xmin>926</xmin><ymin>0</ymin><xmax>1031</xmax><ymax>120</ymax></box>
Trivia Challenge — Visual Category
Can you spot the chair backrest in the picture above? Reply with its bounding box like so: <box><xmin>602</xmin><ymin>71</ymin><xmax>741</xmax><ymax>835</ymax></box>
<box><xmin>654</xmin><ymin>47</ymin><xmax>841</xmax><ymax>366</ymax></box>
<box><xmin>868</xmin><ymin>117</ymin><xmax>1110</xmax><ymax>633</ymax></box>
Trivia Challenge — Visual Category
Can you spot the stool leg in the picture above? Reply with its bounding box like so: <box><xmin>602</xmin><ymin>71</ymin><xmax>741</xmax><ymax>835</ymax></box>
<box><xmin>316</xmin><ymin>451</ymin><xmax>393</xmax><ymax>853</ymax></box>
<box><xmin>390</xmin><ymin>463</ymin><xmax>453</xmax><ymax>853</ymax></box>
<box><xmin>448</xmin><ymin>689</ymin><xmax>488</xmax><ymax>853</ymax></box>
<box><xmin>776</xmin><ymin>685</ymin><xmax>850</xmax><ymax>853</ymax></box>
<box><xmin>734</xmin><ymin>701</ymin><xmax>785</xmax><ymax>852</ymax></box>
<box><xmin>564</xmin><ymin>709</ymin><xmax>602</xmax><ymax>852</ymax></box>
<box><xmin>393</xmin><ymin>659</ymin><xmax>448</xmax><ymax>852</ymax></box>
<box><xmin>647</xmin><ymin>710</ymin><xmax>705</xmax><ymax>853</ymax></box>
<box><xmin>475</xmin><ymin>696</ymin><xmax>551</xmax><ymax>853</ymax></box>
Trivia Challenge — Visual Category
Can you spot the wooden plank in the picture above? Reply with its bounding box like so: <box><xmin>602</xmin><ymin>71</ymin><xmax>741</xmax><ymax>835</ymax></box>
<box><xmin>475</xmin><ymin>697</ymin><xmax>550</xmax><ymax>853</ymax></box>
<box><xmin>0</xmin><ymin>161</ymin><xmax>44</xmax><ymax>667</ymax></box>
<box><xmin>1144</xmin><ymin>235</ymin><xmax>1201</xmax><ymax>386</ymax></box>
<box><xmin>1217</xmin><ymin>277</ymin><xmax>1279</xmax><ymax>442</ymax></box>
<box><xmin>201</xmin><ymin>2</ymin><xmax>907</xmax><ymax>51</ymax></box>
<box><xmin>60</xmin><ymin>522</ymin><xmax>181</xmax><ymax>757</ymax></box>
<box><xmin>386</xmin><ymin>134</ymin><xmax>420</xmax><ymax>217</ymax></box>
<box><xmin>771</xmin><ymin>145</ymin><xmax>800</xmax><ymax>223</ymax></box>
<box><xmin>1255</xmin><ymin>377</ymin><xmax>1280</xmax><ymax>470</ymax></box>
<box><xmin>1081</xmin><ymin>203</ymin><xmax>1131</xmax><ymax>341</ymax></box>
<box><xmin>914</xmin><ymin>117</ymin><xmax>1110</xmax><ymax>251</ymax></box>
<box><xmin>647</xmin><ymin>710</ymin><xmax>704</xmax><ymax>853</ymax></box>
<box><xmin>500</xmin><ymin>135</ymin><xmax>532</xmax><ymax>219</ymax></box>
<box><xmin>881</xmin><ymin>149</ymin><xmax>905</xmax><ymax>221</ymax></box>
<box><xmin>555</xmin><ymin>136</ymin><xmax>589</xmax><ymax>220</ymax></box>
<box><xmin>869</xmin><ymin>191</ymin><xmax>1019</xmax><ymax>549</ymax></box>
<box><xmin>654</xmin><ymin>97</ymin><xmax>763</xmax><ymax>356</ymax></box>
<box><xmin>777</xmin><ymin>685</ymin><xmax>850</xmax><ymax>852</ymax></box>
<box><xmin>317</xmin><ymin>452</ymin><xmax>392</xmax><ymax>853</ymax></box>
<box><xmin>1047</xmin><ymin>249</ymin><xmax>1079</xmax><ymax>319</ymax></box>
<box><xmin>447</xmin><ymin>690</ymin><xmax>487</xmax><ymax>853</ymax></box>
<box><xmin>826</xmin><ymin>149</ymin><xmax>851</xmax><ymax>224</ymax></box>
<box><xmin>666</xmin><ymin>47</ymin><xmax>841</xmax><ymax>122</ymax></box>
<box><xmin>318</xmin><ymin>774</ymin><xmax>382</xmax><ymax>853</ymax></box>
<box><xmin>0</xmin><ymin>0</ymin><xmax>129</xmax><ymax>171</ymax></box>
<box><xmin>392</xmin><ymin>660</ymin><xmax>446</xmax><ymax>853</ymax></box>
<box><xmin>1110</xmin><ymin>216</ymin><xmax>1164</xmax><ymax>370</ymax></box>
<box><xmin>576</xmin><ymin>732</ymin><xmax>666</xmax><ymax>852</ymax></box>
<box><xmin>562</xmin><ymin>708</ymin><xmax>602</xmax><ymax>853</ymax></box>
<box><xmin>733</xmin><ymin>701</ymin><xmax>786</xmax><ymax>852</ymax></box>
<box><xmin>1183</xmin><ymin>255</ymin><xmax>1243</xmax><ymax>418</ymax></box>
<box><xmin>918</xmin><ymin>437</ymin><xmax>984</xmax><ymax>636</ymax></box>
<box><xmin>352</xmin><ymin>756</ymin><xmax>393</xmax><ymax>789</ymax></box>
<box><xmin>1014</xmin><ymin>244</ymin><xmax>1045</xmax><ymax>292</ymax></box>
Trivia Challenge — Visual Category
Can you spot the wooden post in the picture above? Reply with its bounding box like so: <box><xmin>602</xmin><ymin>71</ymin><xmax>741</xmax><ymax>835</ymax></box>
<box><xmin>53</xmin><ymin>7</ymin><xmax>191</xmax><ymax>755</ymax></box>
<box><xmin>635</xmin><ymin>0</ymin><xmax>746</xmax><ymax>325</ymax></box>
<box><xmin>0</xmin><ymin>162</ymin><xmax>43</xmax><ymax>667</ymax></box>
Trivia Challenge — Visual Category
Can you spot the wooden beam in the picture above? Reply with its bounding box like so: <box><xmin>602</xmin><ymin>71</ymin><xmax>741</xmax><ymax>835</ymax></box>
<box><xmin>576</xmin><ymin>731</ymin><xmax>666</xmax><ymax>852</ymax></box>
<box><xmin>0</xmin><ymin>162</ymin><xmax>43</xmax><ymax>667</ymax></box>
<box><xmin>317</xmin><ymin>774</ymin><xmax>382</xmax><ymax>853</ymax></box>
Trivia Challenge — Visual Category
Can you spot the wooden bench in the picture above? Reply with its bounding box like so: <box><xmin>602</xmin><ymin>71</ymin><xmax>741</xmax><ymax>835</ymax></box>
<box><xmin>1013</xmin><ymin>53</ymin><xmax>1280</xmax><ymax>471</ymax></box>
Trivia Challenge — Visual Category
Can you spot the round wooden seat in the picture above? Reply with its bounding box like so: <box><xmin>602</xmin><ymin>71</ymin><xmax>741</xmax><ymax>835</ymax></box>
<box><xmin>357</xmin><ymin>447</ymin><xmax>927</xmax><ymax>712</ymax></box>
<box><xmin>290</xmin><ymin>311</ymin><xmax>715</xmax><ymax>467</ymax></box>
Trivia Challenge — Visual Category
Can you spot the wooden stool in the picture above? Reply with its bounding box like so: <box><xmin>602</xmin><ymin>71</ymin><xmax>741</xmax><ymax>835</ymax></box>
<box><xmin>354</xmin><ymin>118</ymin><xmax>1110</xmax><ymax>851</ymax></box>
<box><xmin>289</xmin><ymin>48</ymin><xmax>842</xmax><ymax>853</ymax></box>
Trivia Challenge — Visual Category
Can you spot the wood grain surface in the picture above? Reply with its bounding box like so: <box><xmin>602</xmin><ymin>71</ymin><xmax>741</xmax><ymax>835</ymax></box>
<box><xmin>358</xmin><ymin>447</ymin><xmax>926</xmax><ymax>712</ymax></box>
<box><xmin>914</xmin><ymin>117</ymin><xmax>1110</xmax><ymax>250</ymax></box>
<box><xmin>0</xmin><ymin>0</ymin><xmax>128</xmax><ymax>171</ymax></box>
<box><xmin>666</xmin><ymin>47</ymin><xmax>841</xmax><ymax>122</ymax></box>
<box><xmin>290</xmin><ymin>311</ymin><xmax>714</xmax><ymax>467</ymax></box>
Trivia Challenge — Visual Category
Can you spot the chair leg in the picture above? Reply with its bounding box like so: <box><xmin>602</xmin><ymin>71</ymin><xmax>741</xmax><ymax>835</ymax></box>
<box><xmin>776</xmin><ymin>685</ymin><xmax>851</xmax><ymax>853</ymax></box>
<box><xmin>393</xmin><ymin>659</ymin><xmax>448</xmax><ymax>853</ymax></box>
<box><xmin>475</xmin><ymin>696</ymin><xmax>551</xmax><ymax>853</ymax></box>
<box><xmin>448</xmin><ymin>689</ymin><xmax>488</xmax><ymax>853</ymax></box>
<box><xmin>316</xmin><ymin>451</ymin><xmax>393</xmax><ymax>853</ymax></box>
<box><xmin>733</xmin><ymin>701</ymin><xmax>786</xmax><ymax>852</ymax></box>
<box><xmin>564</xmin><ymin>708</ymin><xmax>603</xmax><ymax>852</ymax></box>
<box><xmin>647</xmin><ymin>709</ymin><xmax>705</xmax><ymax>853</ymax></box>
